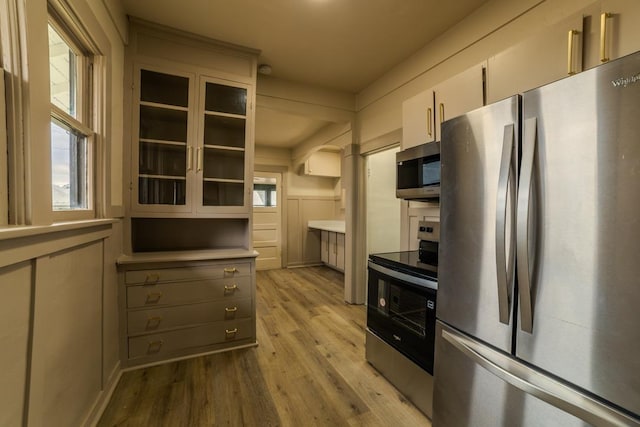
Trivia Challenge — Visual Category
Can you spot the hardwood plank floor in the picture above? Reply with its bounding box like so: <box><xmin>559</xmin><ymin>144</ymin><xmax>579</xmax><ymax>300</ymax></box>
<box><xmin>98</xmin><ymin>267</ymin><xmax>432</xmax><ymax>426</ymax></box>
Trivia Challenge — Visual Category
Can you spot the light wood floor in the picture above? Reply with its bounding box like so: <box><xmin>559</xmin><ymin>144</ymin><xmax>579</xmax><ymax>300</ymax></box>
<box><xmin>98</xmin><ymin>267</ymin><xmax>432</xmax><ymax>426</ymax></box>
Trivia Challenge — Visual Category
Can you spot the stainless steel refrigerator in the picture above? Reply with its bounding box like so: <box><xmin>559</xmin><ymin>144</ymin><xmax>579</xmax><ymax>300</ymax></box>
<box><xmin>434</xmin><ymin>50</ymin><xmax>640</xmax><ymax>426</ymax></box>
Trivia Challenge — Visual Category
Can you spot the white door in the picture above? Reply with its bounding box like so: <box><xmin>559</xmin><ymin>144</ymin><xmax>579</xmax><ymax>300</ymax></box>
<box><xmin>252</xmin><ymin>172</ymin><xmax>282</xmax><ymax>270</ymax></box>
<box><xmin>366</xmin><ymin>147</ymin><xmax>402</xmax><ymax>256</ymax></box>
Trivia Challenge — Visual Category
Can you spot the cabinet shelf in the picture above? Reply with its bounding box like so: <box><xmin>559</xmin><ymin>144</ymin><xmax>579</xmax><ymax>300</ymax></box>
<box><xmin>203</xmin><ymin>178</ymin><xmax>244</xmax><ymax>183</ymax></box>
<box><xmin>140</xmin><ymin>100</ymin><xmax>189</xmax><ymax>112</ymax></box>
<box><xmin>139</xmin><ymin>138</ymin><xmax>186</xmax><ymax>146</ymax></box>
<box><xmin>204</xmin><ymin>144</ymin><xmax>245</xmax><ymax>152</ymax></box>
<box><xmin>139</xmin><ymin>174</ymin><xmax>186</xmax><ymax>180</ymax></box>
<box><xmin>204</xmin><ymin>110</ymin><xmax>246</xmax><ymax>119</ymax></box>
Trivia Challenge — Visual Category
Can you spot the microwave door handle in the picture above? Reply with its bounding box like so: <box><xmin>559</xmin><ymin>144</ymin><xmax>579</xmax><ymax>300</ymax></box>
<box><xmin>496</xmin><ymin>124</ymin><xmax>515</xmax><ymax>325</ymax></box>
<box><xmin>517</xmin><ymin>117</ymin><xmax>537</xmax><ymax>333</ymax></box>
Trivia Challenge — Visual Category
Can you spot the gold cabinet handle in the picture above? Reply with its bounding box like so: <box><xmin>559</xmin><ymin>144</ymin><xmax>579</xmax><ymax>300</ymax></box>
<box><xmin>186</xmin><ymin>146</ymin><xmax>193</xmax><ymax>171</ymax></box>
<box><xmin>146</xmin><ymin>316</ymin><xmax>163</xmax><ymax>330</ymax></box>
<box><xmin>225</xmin><ymin>306</ymin><xmax>238</xmax><ymax>313</ymax></box>
<box><xmin>224</xmin><ymin>267</ymin><xmax>238</xmax><ymax>274</ymax></box>
<box><xmin>147</xmin><ymin>340</ymin><xmax>164</xmax><ymax>353</ymax></box>
<box><xmin>144</xmin><ymin>273</ymin><xmax>160</xmax><ymax>284</ymax></box>
<box><xmin>196</xmin><ymin>147</ymin><xmax>203</xmax><ymax>172</ymax></box>
<box><xmin>600</xmin><ymin>12</ymin><xmax>613</xmax><ymax>63</ymax></box>
<box><xmin>439</xmin><ymin>103</ymin><xmax>445</xmax><ymax>124</ymax></box>
<box><xmin>224</xmin><ymin>284</ymin><xmax>238</xmax><ymax>293</ymax></box>
<box><xmin>225</xmin><ymin>328</ymin><xmax>238</xmax><ymax>339</ymax></box>
<box><xmin>567</xmin><ymin>29</ymin><xmax>579</xmax><ymax>75</ymax></box>
<box><xmin>145</xmin><ymin>291</ymin><xmax>163</xmax><ymax>304</ymax></box>
<box><xmin>426</xmin><ymin>107</ymin><xmax>432</xmax><ymax>137</ymax></box>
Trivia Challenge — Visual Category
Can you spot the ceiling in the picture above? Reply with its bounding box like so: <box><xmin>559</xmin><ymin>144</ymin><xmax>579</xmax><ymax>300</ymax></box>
<box><xmin>120</xmin><ymin>0</ymin><xmax>489</xmax><ymax>149</ymax></box>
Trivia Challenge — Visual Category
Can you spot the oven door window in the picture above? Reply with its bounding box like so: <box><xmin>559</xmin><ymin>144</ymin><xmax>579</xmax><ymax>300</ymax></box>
<box><xmin>367</xmin><ymin>264</ymin><xmax>437</xmax><ymax>373</ymax></box>
<box><xmin>389</xmin><ymin>284</ymin><xmax>427</xmax><ymax>337</ymax></box>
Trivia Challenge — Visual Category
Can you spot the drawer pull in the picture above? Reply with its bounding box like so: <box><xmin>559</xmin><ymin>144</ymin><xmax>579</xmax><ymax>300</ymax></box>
<box><xmin>145</xmin><ymin>292</ymin><xmax>163</xmax><ymax>304</ymax></box>
<box><xmin>144</xmin><ymin>273</ymin><xmax>160</xmax><ymax>284</ymax></box>
<box><xmin>224</xmin><ymin>267</ymin><xmax>238</xmax><ymax>274</ymax></box>
<box><xmin>147</xmin><ymin>340</ymin><xmax>164</xmax><ymax>353</ymax></box>
<box><xmin>225</xmin><ymin>328</ymin><xmax>238</xmax><ymax>339</ymax></box>
<box><xmin>225</xmin><ymin>306</ymin><xmax>238</xmax><ymax>313</ymax></box>
<box><xmin>225</xmin><ymin>306</ymin><xmax>238</xmax><ymax>318</ymax></box>
<box><xmin>224</xmin><ymin>284</ymin><xmax>238</xmax><ymax>293</ymax></box>
<box><xmin>146</xmin><ymin>316</ymin><xmax>163</xmax><ymax>330</ymax></box>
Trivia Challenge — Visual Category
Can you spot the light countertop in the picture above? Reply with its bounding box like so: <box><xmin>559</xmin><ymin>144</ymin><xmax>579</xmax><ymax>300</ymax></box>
<box><xmin>308</xmin><ymin>220</ymin><xmax>345</xmax><ymax>233</ymax></box>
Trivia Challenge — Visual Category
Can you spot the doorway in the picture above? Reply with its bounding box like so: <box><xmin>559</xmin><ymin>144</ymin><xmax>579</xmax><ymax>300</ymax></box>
<box><xmin>366</xmin><ymin>146</ymin><xmax>401</xmax><ymax>256</ymax></box>
<box><xmin>252</xmin><ymin>172</ymin><xmax>283</xmax><ymax>270</ymax></box>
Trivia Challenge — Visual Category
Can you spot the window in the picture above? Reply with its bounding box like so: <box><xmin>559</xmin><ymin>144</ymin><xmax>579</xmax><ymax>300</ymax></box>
<box><xmin>253</xmin><ymin>178</ymin><xmax>277</xmax><ymax>208</ymax></box>
<box><xmin>48</xmin><ymin>19</ymin><xmax>94</xmax><ymax>216</ymax></box>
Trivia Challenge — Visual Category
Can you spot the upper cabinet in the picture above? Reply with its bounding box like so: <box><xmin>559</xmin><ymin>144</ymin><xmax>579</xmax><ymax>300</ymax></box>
<box><xmin>402</xmin><ymin>62</ymin><xmax>485</xmax><ymax>149</ymax></box>
<box><xmin>131</xmin><ymin>68</ymin><xmax>253</xmax><ymax>216</ymax></box>
<box><xmin>126</xmin><ymin>21</ymin><xmax>257</xmax><ymax>218</ymax></box>
<box><xmin>402</xmin><ymin>90</ymin><xmax>435</xmax><ymax>148</ymax></box>
<box><xmin>303</xmin><ymin>150</ymin><xmax>341</xmax><ymax>178</ymax></box>
<box><xmin>487</xmin><ymin>13</ymin><xmax>584</xmax><ymax>104</ymax></box>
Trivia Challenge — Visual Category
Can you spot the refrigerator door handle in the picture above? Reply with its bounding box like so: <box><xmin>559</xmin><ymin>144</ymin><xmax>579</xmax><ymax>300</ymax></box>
<box><xmin>496</xmin><ymin>124</ymin><xmax>515</xmax><ymax>324</ymax></box>
<box><xmin>441</xmin><ymin>327</ymin><xmax>640</xmax><ymax>427</ymax></box>
<box><xmin>517</xmin><ymin>117</ymin><xmax>537</xmax><ymax>333</ymax></box>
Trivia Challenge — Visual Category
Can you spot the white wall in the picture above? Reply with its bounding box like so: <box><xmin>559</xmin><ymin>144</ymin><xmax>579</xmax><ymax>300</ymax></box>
<box><xmin>0</xmin><ymin>0</ymin><xmax>127</xmax><ymax>424</ymax></box>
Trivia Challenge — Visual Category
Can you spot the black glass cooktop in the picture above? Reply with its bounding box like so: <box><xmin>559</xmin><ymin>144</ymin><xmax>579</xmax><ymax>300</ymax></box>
<box><xmin>369</xmin><ymin>250</ymin><xmax>437</xmax><ymax>281</ymax></box>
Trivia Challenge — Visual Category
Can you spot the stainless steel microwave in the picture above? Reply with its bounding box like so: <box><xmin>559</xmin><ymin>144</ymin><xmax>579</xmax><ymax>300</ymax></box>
<box><xmin>396</xmin><ymin>141</ymin><xmax>440</xmax><ymax>200</ymax></box>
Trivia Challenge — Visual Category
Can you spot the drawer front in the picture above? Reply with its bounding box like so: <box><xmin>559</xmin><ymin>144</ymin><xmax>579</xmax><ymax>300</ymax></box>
<box><xmin>126</xmin><ymin>276</ymin><xmax>252</xmax><ymax>308</ymax></box>
<box><xmin>127</xmin><ymin>298</ymin><xmax>252</xmax><ymax>335</ymax></box>
<box><xmin>128</xmin><ymin>318</ymin><xmax>254</xmax><ymax>359</ymax></box>
<box><xmin>124</xmin><ymin>262</ymin><xmax>251</xmax><ymax>285</ymax></box>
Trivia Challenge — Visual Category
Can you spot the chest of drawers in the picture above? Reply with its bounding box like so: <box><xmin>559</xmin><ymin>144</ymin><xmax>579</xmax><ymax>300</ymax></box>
<box><xmin>117</xmin><ymin>251</ymin><xmax>257</xmax><ymax>367</ymax></box>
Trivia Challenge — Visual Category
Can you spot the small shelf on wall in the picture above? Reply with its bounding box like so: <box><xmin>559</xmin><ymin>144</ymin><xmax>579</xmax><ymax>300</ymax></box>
<box><xmin>131</xmin><ymin>217</ymin><xmax>249</xmax><ymax>252</ymax></box>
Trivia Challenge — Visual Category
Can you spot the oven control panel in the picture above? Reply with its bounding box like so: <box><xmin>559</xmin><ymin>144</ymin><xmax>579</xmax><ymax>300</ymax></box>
<box><xmin>418</xmin><ymin>220</ymin><xmax>439</xmax><ymax>242</ymax></box>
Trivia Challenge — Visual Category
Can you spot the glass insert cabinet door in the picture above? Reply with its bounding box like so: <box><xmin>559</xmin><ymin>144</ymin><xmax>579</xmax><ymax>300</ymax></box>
<box><xmin>134</xmin><ymin>66</ymin><xmax>195</xmax><ymax>212</ymax></box>
<box><xmin>196</xmin><ymin>77</ymin><xmax>250</xmax><ymax>211</ymax></box>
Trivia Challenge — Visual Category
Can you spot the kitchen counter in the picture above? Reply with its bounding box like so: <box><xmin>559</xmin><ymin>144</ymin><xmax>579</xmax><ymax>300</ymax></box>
<box><xmin>307</xmin><ymin>220</ymin><xmax>345</xmax><ymax>234</ymax></box>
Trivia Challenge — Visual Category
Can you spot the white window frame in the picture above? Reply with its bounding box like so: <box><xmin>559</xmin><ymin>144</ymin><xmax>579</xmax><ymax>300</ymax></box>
<box><xmin>0</xmin><ymin>59</ymin><xmax>8</xmax><ymax>226</ymax></box>
<box><xmin>48</xmin><ymin>9</ymin><xmax>97</xmax><ymax>221</ymax></box>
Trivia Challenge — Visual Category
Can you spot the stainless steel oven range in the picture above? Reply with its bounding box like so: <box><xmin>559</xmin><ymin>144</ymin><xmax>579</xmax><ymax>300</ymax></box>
<box><xmin>365</xmin><ymin>219</ymin><xmax>439</xmax><ymax>419</ymax></box>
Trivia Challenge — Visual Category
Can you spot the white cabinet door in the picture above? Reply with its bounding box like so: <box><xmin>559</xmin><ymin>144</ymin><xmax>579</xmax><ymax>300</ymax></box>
<box><xmin>600</xmin><ymin>0</ymin><xmax>640</xmax><ymax>64</ymax></box>
<box><xmin>304</xmin><ymin>151</ymin><xmax>341</xmax><ymax>177</ymax></box>
<box><xmin>321</xmin><ymin>230</ymin><xmax>329</xmax><ymax>264</ymax></box>
<box><xmin>131</xmin><ymin>65</ymin><xmax>197</xmax><ymax>215</ymax></box>
<box><xmin>402</xmin><ymin>89</ymin><xmax>435</xmax><ymax>149</ymax></box>
<box><xmin>434</xmin><ymin>62</ymin><xmax>486</xmax><ymax>140</ymax></box>
<box><xmin>403</xmin><ymin>63</ymin><xmax>485</xmax><ymax>149</ymax></box>
<box><xmin>487</xmin><ymin>14</ymin><xmax>584</xmax><ymax>104</ymax></box>
<box><xmin>196</xmin><ymin>75</ymin><xmax>253</xmax><ymax>215</ymax></box>
<box><xmin>336</xmin><ymin>233</ymin><xmax>345</xmax><ymax>271</ymax></box>
<box><xmin>328</xmin><ymin>231</ymin><xmax>337</xmax><ymax>267</ymax></box>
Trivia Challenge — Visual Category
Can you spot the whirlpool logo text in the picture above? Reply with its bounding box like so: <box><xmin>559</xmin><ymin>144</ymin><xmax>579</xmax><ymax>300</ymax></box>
<box><xmin>611</xmin><ymin>72</ymin><xmax>640</xmax><ymax>88</ymax></box>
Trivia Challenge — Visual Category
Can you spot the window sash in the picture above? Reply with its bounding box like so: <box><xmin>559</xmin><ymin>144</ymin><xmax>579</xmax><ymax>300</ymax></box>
<box><xmin>49</xmin><ymin>15</ymin><xmax>95</xmax><ymax>219</ymax></box>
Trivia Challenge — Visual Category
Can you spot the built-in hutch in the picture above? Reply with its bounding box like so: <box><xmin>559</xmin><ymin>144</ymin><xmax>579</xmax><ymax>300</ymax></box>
<box><xmin>118</xmin><ymin>19</ymin><xmax>259</xmax><ymax>367</ymax></box>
